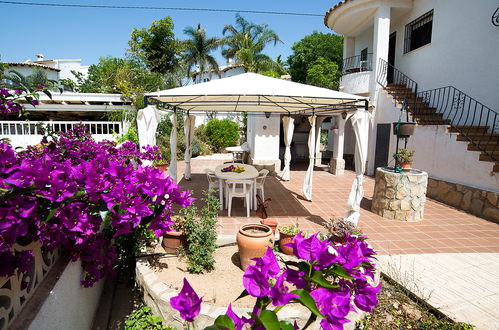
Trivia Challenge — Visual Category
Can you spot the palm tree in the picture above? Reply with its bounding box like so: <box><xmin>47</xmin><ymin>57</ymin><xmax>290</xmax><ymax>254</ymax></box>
<box><xmin>183</xmin><ymin>24</ymin><xmax>220</xmax><ymax>79</ymax></box>
<box><xmin>222</xmin><ymin>14</ymin><xmax>282</xmax><ymax>72</ymax></box>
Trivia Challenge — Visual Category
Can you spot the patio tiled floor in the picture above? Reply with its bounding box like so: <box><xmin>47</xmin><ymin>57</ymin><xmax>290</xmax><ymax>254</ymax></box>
<box><xmin>176</xmin><ymin>155</ymin><xmax>499</xmax><ymax>256</ymax></box>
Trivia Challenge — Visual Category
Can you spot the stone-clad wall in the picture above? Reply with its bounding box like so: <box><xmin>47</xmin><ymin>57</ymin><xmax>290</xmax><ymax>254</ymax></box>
<box><xmin>426</xmin><ymin>178</ymin><xmax>499</xmax><ymax>223</ymax></box>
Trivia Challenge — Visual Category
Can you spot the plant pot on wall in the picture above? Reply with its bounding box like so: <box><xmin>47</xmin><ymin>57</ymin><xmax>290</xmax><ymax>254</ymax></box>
<box><xmin>236</xmin><ymin>224</ymin><xmax>274</xmax><ymax>271</ymax></box>
<box><xmin>392</xmin><ymin>122</ymin><xmax>416</xmax><ymax>138</ymax></box>
<box><xmin>161</xmin><ymin>231</ymin><xmax>186</xmax><ymax>253</ymax></box>
<box><xmin>397</xmin><ymin>162</ymin><xmax>412</xmax><ymax>172</ymax></box>
<box><xmin>278</xmin><ymin>233</ymin><xmax>296</xmax><ymax>255</ymax></box>
<box><xmin>260</xmin><ymin>219</ymin><xmax>278</xmax><ymax>235</ymax></box>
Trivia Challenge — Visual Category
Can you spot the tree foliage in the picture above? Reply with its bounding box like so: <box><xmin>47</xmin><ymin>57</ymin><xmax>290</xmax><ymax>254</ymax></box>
<box><xmin>222</xmin><ymin>14</ymin><xmax>282</xmax><ymax>72</ymax></box>
<box><xmin>183</xmin><ymin>24</ymin><xmax>220</xmax><ymax>79</ymax></box>
<box><xmin>2</xmin><ymin>68</ymin><xmax>51</xmax><ymax>90</ymax></box>
<box><xmin>306</xmin><ymin>57</ymin><xmax>341</xmax><ymax>90</ymax></box>
<box><xmin>288</xmin><ymin>32</ymin><xmax>343</xmax><ymax>84</ymax></box>
<box><xmin>129</xmin><ymin>16</ymin><xmax>182</xmax><ymax>75</ymax></box>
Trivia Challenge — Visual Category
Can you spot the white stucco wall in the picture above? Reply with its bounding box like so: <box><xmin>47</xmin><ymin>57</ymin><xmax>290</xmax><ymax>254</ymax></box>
<box><xmin>3</xmin><ymin>66</ymin><xmax>59</xmax><ymax>81</ymax></box>
<box><xmin>55</xmin><ymin>59</ymin><xmax>86</xmax><ymax>81</ymax></box>
<box><xmin>248</xmin><ymin>113</ymin><xmax>280</xmax><ymax>161</ymax></box>
<box><xmin>28</xmin><ymin>260</ymin><xmax>104</xmax><ymax>330</ymax></box>
<box><xmin>389</xmin><ymin>0</ymin><xmax>498</xmax><ymax>109</ymax></box>
<box><xmin>354</xmin><ymin>26</ymin><xmax>373</xmax><ymax>55</ymax></box>
<box><xmin>340</xmin><ymin>71</ymin><xmax>372</xmax><ymax>95</ymax></box>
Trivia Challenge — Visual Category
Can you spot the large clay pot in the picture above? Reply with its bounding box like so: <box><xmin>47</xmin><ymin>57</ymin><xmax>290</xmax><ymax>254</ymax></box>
<box><xmin>279</xmin><ymin>232</ymin><xmax>296</xmax><ymax>256</ymax></box>
<box><xmin>161</xmin><ymin>231</ymin><xmax>186</xmax><ymax>253</ymax></box>
<box><xmin>236</xmin><ymin>224</ymin><xmax>274</xmax><ymax>271</ymax></box>
<box><xmin>260</xmin><ymin>219</ymin><xmax>278</xmax><ymax>235</ymax></box>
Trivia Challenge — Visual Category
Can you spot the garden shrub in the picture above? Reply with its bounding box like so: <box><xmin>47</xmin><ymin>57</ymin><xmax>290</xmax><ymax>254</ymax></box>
<box><xmin>124</xmin><ymin>306</ymin><xmax>171</xmax><ymax>330</ymax></box>
<box><xmin>191</xmin><ymin>137</ymin><xmax>212</xmax><ymax>158</ymax></box>
<box><xmin>117</xmin><ymin>124</ymin><xmax>140</xmax><ymax>145</ymax></box>
<box><xmin>181</xmin><ymin>190</ymin><xmax>220</xmax><ymax>274</ymax></box>
<box><xmin>205</xmin><ymin>119</ymin><xmax>240</xmax><ymax>152</ymax></box>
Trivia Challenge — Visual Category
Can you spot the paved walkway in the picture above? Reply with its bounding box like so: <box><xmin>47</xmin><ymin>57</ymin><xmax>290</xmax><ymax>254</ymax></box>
<box><xmin>174</xmin><ymin>156</ymin><xmax>499</xmax><ymax>329</ymax></box>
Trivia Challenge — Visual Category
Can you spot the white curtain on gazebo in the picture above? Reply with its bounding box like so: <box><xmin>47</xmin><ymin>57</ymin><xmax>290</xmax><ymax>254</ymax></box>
<box><xmin>345</xmin><ymin>109</ymin><xmax>372</xmax><ymax>225</ymax></box>
<box><xmin>183</xmin><ymin>114</ymin><xmax>196</xmax><ymax>180</ymax></box>
<box><xmin>136</xmin><ymin>105</ymin><xmax>160</xmax><ymax>148</ymax></box>
<box><xmin>169</xmin><ymin>114</ymin><xmax>178</xmax><ymax>183</ymax></box>
<box><xmin>314</xmin><ymin>117</ymin><xmax>325</xmax><ymax>166</ymax></box>
<box><xmin>302</xmin><ymin>115</ymin><xmax>316</xmax><ymax>201</ymax></box>
<box><xmin>281</xmin><ymin>116</ymin><xmax>295</xmax><ymax>181</ymax></box>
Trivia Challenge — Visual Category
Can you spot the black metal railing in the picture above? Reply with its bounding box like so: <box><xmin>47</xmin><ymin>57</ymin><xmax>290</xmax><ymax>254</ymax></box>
<box><xmin>342</xmin><ymin>53</ymin><xmax>373</xmax><ymax>74</ymax></box>
<box><xmin>377</xmin><ymin>58</ymin><xmax>499</xmax><ymax>163</ymax></box>
<box><xmin>377</xmin><ymin>58</ymin><xmax>419</xmax><ymax>114</ymax></box>
<box><xmin>418</xmin><ymin>86</ymin><xmax>499</xmax><ymax>162</ymax></box>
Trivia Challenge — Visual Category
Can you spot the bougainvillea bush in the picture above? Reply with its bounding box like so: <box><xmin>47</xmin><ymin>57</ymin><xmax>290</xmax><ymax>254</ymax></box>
<box><xmin>0</xmin><ymin>126</ymin><xmax>194</xmax><ymax>287</ymax></box>
<box><xmin>171</xmin><ymin>232</ymin><xmax>381</xmax><ymax>330</ymax></box>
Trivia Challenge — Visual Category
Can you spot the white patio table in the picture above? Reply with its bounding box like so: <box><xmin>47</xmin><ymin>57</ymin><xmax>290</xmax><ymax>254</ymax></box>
<box><xmin>214</xmin><ymin>163</ymin><xmax>259</xmax><ymax>211</ymax></box>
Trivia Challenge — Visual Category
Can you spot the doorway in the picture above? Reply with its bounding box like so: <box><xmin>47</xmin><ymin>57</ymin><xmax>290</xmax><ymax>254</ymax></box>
<box><xmin>387</xmin><ymin>32</ymin><xmax>396</xmax><ymax>84</ymax></box>
<box><xmin>374</xmin><ymin>123</ymin><xmax>391</xmax><ymax>170</ymax></box>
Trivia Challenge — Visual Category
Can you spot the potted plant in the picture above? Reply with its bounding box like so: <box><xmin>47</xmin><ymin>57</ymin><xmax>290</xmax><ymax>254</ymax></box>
<box><xmin>393</xmin><ymin>148</ymin><xmax>415</xmax><ymax>171</ymax></box>
<box><xmin>323</xmin><ymin>217</ymin><xmax>363</xmax><ymax>243</ymax></box>
<box><xmin>161</xmin><ymin>216</ymin><xmax>186</xmax><ymax>253</ymax></box>
<box><xmin>153</xmin><ymin>158</ymin><xmax>169</xmax><ymax>172</ymax></box>
<box><xmin>278</xmin><ymin>224</ymin><xmax>300</xmax><ymax>255</ymax></box>
<box><xmin>392</xmin><ymin>122</ymin><xmax>416</xmax><ymax>137</ymax></box>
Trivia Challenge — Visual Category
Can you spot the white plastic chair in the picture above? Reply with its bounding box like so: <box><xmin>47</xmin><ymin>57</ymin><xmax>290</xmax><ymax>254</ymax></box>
<box><xmin>225</xmin><ymin>179</ymin><xmax>253</xmax><ymax>217</ymax></box>
<box><xmin>255</xmin><ymin>169</ymin><xmax>269</xmax><ymax>201</ymax></box>
<box><xmin>205</xmin><ymin>168</ymin><xmax>220</xmax><ymax>191</ymax></box>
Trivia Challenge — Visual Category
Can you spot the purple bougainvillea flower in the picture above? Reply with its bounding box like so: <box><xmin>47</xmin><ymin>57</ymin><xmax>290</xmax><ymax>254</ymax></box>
<box><xmin>269</xmin><ymin>271</ymin><xmax>299</xmax><ymax>306</ymax></box>
<box><xmin>226</xmin><ymin>304</ymin><xmax>252</xmax><ymax>330</ymax></box>
<box><xmin>243</xmin><ymin>264</ymin><xmax>271</xmax><ymax>297</ymax></box>
<box><xmin>285</xmin><ymin>268</ymin><xmax>307</xmax><ymax>289</ymax></box>
<box><xmin>252</xmin><ymin>246</ymin><xmax>280</xmax><ymax>278</ymax></box>
<box><xmin>287</xmin><ymin>233</ymin><xmax>337</xmax><ymax>270</ymax></box>
<box><xmin>354</xmin><ymin>280</ymin><xmax>381</xmax><ymax>312</ymax></box>
<box><xmin>310</xmin><ymin>287</ymin><xmax>351</xmax><ymax>325</ymax></box>
<box><xmin>170</xmin><ymin>278</ymin><xmax>202</xmax><ymax>322</ymax></box>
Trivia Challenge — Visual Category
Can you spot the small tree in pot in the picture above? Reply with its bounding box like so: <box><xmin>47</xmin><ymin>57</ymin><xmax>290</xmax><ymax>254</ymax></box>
<box><xmin>393</xmin><ymin>148</ymin><xmax>415</xmax><ymax>171</ymax></box>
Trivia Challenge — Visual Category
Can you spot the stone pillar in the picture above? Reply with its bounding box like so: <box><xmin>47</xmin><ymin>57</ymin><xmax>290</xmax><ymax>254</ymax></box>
<box><xmin>370</xmin><ymin>3</ymin><xmax>391</xmax><ymax>99</ymax></box>
<box><xmin>371</xmin><ymin>168</ymin><xmax>428</xmax><ymax>222</ymax></box>
<box><xmin>330</xmin><ymin>115</ymin><xmax>345</xmax><ymax>175</ymax></box>
<box><xmin>343</xmin><ymin>36</ymin><xmax>355</xmax><ymax>59</ymax></box>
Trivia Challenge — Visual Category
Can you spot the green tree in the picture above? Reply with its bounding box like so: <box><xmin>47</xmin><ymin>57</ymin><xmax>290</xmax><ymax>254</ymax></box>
<box><xmin>129</xmin><ymin>16</ymin><xmax>182</xmax><ymax>75</ymax></box>
<box><xmin>183</xmin><ymin>24</ymin><xmax>220</xmax><ymax>79</ymax></box>
<box><xmin>306</xmin><ymin>57</ymin><xmax>341</xmax><ymax>90</ymax></box>
<box><xmin>288</xmin><ymin>32</ymin><xmax>343</xmax><ymax>84</ymax></box>
<box><xmin>222</xmin><ymin>14</ymin><xmax>282</xmax><ymax>72</ymax></box>
<box><xmin>79</xmin><ymin>56</ymin><xmax>165</xmax><ymax>108</ymax></box>
<box><xmin>3</xmin><ymin>68</ymin><xmax>51</xmax><ymax>89</ymax></box>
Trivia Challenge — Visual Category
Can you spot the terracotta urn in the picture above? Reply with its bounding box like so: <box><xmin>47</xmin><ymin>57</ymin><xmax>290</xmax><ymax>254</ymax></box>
<box><xmin>260</xmin><ymin>219</ymin><xmax>278</xmax><ymax>235</ymax></box>
<box><xmin>279</xmin><ymin>232</ymin><xmax>296</xmax><ymax>256</ymax></box>
<box><xmin>161</xmin><ymin>231</ymin><xmax>186</xmax><ymax>253</ymax></box>
<box><xmin>236</xmin><ymin>224</ymin><xmax>274</xmax><ymax>271</ymax></box>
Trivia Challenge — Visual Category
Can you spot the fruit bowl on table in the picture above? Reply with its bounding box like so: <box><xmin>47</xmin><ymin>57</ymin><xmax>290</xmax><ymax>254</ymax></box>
<box><xmin>221</xmin><ymin>165</ymin><xmax>245</xmax><ymax>173</ymax></box>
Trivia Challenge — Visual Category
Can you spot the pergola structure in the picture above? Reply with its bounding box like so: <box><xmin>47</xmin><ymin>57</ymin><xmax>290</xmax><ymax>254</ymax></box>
<box><xmin>141</xmin><ymin>72</ymin><xmax>371</xmax><ymax>224</ymax></box>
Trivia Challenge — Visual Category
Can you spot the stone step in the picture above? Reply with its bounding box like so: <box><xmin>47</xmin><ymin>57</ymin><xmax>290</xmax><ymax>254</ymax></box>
<box><xmin>467</xmin><ymin>144</ymin><xmax>499</xmax><ymax>152</ymax></box>
<box><xmin>494</xmin><ymin>163</ymin><xmax>499</xmax><ymax>172</ymax></box>
<box><xmin>479</xmin><ymin>153</ymin><xmax>499</xmax><ymax>162</ymax></box>
<box><xmin>456</xmin><ymin>133</ymin><xmax>499</xmax><ymax>141</ymax></box>
<box><xmin>450</xmin><ymin>125</ymin><xmax>490</xmax><ymax>133</ymax></box>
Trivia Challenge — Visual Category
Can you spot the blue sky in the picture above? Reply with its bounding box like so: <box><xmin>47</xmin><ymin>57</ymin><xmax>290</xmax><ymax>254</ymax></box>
<box><xmin>0</xmin><ymin>0</ymin><xmax>341</xmax><ymax>66</ymax></box>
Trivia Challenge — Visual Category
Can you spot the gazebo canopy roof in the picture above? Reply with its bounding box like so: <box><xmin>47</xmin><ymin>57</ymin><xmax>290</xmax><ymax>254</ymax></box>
<box><xmin>146</xmin><ymin>72</ymin><xmax>367</xmax><ymax>114</ymax></box>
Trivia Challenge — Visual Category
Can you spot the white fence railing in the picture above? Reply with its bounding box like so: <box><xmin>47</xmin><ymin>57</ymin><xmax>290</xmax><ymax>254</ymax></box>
<box><xmin>0</xmin><ymin>121</ymin><xmax>123</xmax><ymax>149</ymax></box>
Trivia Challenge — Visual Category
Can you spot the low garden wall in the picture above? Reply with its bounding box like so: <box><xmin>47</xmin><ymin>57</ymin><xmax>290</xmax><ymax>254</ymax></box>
<box><xmin>426</xmin><ymin>178</ymin><xmax>499</xmax><ymax>223</ymax></box>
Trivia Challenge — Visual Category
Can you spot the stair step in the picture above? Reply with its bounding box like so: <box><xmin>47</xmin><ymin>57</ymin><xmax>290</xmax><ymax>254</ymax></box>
<box><xmin>479</xmin><ymin>153</ymin><xmax>499</xmax><ymax>162</ymax></box>
<box><xmin>468</xmin><ymin>144</ymin><xmax>499</xmax><ymax>152</ymax></box>
<box><xmin>456</xmin><ymin>133</ymin><xmax>499</xmax><ymax>141</ymax></box>
<box><xmin>494</xmin><ymin>164</ymin><xmax>499</xmax><ymax>173</ymax></box>
<box><xmin>450</xmin><ymin>126</ymin><xmax>490</xmax><ymax>133</ymax></box>
<box><xmin>416</xmin><ymin>120</ymin><xmax>451</xmax><ymax>125</ymax></box>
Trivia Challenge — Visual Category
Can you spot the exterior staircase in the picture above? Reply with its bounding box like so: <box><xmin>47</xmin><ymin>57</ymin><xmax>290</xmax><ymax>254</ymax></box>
<box><xmin>377</xmin><ymin>59</ymin><xmax>498</xmax><ymax>173</ymax></box>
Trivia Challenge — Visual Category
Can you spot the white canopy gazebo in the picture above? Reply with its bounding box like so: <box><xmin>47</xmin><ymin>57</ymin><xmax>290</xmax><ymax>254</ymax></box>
<box><xmin>144</xmin><ymin>72</ymin><xmax>370</xmax><ymax>223</ymax></box>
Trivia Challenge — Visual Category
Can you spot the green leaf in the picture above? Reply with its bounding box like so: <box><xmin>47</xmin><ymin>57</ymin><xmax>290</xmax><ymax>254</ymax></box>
<box><xmin>43</xmin><ymin>89</ymin><xmax>52</xmax><ymax>99</ymax></box>
<box><xmin>279</xmin><ymin>321</ymin><xmax>295</xmax><ymax>330</ymax></box>
<box><xmin>331</xmin><ymin>265</ymin><xmax>354</xmax><ymax>279</ymax></box>
<box><xmin>42</xmin><ymin>207</ymin><xmax>59</xmax><ymax>224</ymax></box>
<box><xmin>306</xmin><ymin>270</ymin><xmax>338</xmax><ymax>289</ymax></box>
<box><xmin>259</xmin><ymin>310</ymin><xmax>280</xmax><ymax>330</ymax></box>
<box><xmin>235</xmin><ymin>289</ymin><xmax>249</xmax><ymax>301</ymax></box>
<box><xmin>214</xmin><ymin>315</ymin><xmax>235</xmax><ymax>330</ymax></box>
<box><xmin>290</xmin><ymin>289</ymin><xmax>324</xmax><ymax>318</ymax></box>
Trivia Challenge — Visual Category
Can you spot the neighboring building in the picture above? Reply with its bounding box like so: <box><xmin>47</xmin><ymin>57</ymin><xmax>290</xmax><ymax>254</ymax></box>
<box><xmin>323</xmin><ymin>0</ymin><xmax>498</xmax><ymax>219</ymax></box>
<box><xmin>3</xmin><ymin>53</ymin><xmax>89</xmax><ymax>84</ymax></box>
<box><xmin>0</xmin><ymin>92</ymin><xmax>132</xmax><ymax>148</ymax></box>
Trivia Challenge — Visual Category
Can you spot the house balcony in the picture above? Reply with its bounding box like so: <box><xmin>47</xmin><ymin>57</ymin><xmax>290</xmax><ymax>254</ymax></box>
<box><xmin>339</xmin><ymin>54</ymin><xmax>373</xmax><ymax>95</ymax></box>
<box><xmin>0</xmin><ymin>121</ymin><xmax>123</xmax><ymax>149</ymax></box>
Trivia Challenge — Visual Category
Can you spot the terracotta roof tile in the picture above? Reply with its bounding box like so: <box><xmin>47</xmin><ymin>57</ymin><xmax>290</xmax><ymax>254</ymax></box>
<box><xmin>324</xmin><ymin>0</ymin><xmax>354</xmax><ymax>28</ymax></box>
<box><xmin>3</xmin><ymin>62</ymin><xmax>61</xmax><ymax>72</ymax></box>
